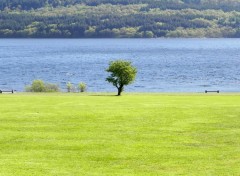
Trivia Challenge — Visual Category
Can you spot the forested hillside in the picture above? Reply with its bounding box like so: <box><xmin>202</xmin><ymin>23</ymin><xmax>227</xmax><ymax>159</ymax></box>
<box><xmin>1</xmin><ymin>0</ymin><xmax>240</xmax><ymax>38</ymax></box>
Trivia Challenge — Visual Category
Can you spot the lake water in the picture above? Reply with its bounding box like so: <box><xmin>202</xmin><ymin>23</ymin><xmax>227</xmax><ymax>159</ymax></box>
<box><xmin>0</xmin><ymin>39</ymin><xmax>239</xmax><ymax>92</ymax></box>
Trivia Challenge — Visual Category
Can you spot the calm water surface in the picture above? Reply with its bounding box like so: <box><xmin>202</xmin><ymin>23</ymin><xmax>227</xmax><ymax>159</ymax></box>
<box><xmin>0</xmin><ymin>39</ymin><xmax>239</xmax><ymax>92</ymax></box>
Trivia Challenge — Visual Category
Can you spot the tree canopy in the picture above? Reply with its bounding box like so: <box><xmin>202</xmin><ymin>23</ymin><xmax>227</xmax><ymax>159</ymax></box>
<box><xmin>106</xmin><ymin>60</ymin><xmax>137</xmax><ymax>96</ymax></box>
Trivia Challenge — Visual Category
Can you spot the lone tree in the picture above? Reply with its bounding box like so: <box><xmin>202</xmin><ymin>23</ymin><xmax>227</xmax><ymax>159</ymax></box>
<box><xmin>106</xmin><ymin>60</ymin><xmax>137</xmax><ymax>96</ymax></box>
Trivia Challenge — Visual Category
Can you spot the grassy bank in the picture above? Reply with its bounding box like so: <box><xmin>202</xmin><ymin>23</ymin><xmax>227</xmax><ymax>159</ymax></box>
<box><xmin>0</xmin><ymin>93</ymin><xmax>239</xmax><ymax>175</ymax></box>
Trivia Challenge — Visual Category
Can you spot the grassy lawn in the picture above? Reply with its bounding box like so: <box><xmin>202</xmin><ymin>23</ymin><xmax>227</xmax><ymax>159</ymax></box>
<box><xmin>0</xmin><ymin>93</ymin><xmax>239</xmax><ymax>175</ymax></box>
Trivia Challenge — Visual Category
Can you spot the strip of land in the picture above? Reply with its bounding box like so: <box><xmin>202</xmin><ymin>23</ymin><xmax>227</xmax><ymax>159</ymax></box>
<box><xmin>0</xmin><ymin>93</ymin><xmax>239</xmax><ymax>175</ymax></box>
<box><xmin>2</xmin><ymin>0</ymin><xmax>240</xmax><ymax>38</ymax></box>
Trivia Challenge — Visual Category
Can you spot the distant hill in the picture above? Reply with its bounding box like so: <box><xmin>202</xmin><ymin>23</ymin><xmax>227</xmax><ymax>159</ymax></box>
<box><xmin>1</xmin><ymin>0</ymin><xmax>240</xmax><ymax>38</ymax></box>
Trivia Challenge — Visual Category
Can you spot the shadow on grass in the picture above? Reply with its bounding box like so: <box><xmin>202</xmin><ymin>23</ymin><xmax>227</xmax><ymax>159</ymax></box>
<box><xmin>88</xmin><ymin>94</ymin><xmax>118</xmax><ymax>97</ymax></box>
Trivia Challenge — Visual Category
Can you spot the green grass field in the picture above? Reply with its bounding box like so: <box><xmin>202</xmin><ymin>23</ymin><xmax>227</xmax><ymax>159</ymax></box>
<box><xmin>0</xmin><ymin>93</ymin><xmax>239</xmax><ymax>175</ymax></box>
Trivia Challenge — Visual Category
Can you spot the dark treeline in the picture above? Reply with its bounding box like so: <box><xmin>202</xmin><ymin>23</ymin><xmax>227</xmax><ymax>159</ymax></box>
<box><xmin>1</xmin><ymin>0</ymin><xmax>240</xmax><ymax>38</ymax></box>
<box><xmin>2</xmin><ymin>0</ymin><xmax>240</xmax><ymax>11</ymax></box>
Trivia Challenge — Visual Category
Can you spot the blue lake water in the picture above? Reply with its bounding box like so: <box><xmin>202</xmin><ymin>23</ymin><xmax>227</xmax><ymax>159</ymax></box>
<box><xmin>0</xmin><ymin>38</ymin><xmax>239</xmax><ymax>92</ymax></box>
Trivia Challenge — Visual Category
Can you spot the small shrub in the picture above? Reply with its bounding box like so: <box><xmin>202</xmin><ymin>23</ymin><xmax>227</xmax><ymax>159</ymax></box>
<box><xmin>25</xmin><ymin>85</ymin><xmax>32</xmax><ymax>92</ymax></box>
<box><xmin>66</xmin><ymin>82</ymin><xmax>72</xmax><ymax>92</ymax></box>
<box><xmin>25</xmin><ymin>80</ymin><xmax>59</xmax><ymax>92</ymax></box>
<box><xmin>31</xmin><ymin>79</ymin><xmax>45</xmax><ymax>92</ymax></box>
<box><xmin>44</xmin><ymin>83</ymin><xmax>60</xmax><ymax>92</ymax></box>
<box><xmin>78</xmin><ymin>82</ymin><xmax>87</xmax><ymax>92</ymax></box>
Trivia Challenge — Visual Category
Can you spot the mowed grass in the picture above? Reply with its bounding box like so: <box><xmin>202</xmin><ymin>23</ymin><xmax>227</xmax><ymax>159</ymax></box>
<box><xmin>0</xmin><ymin>93</ymin><xmax>239</xmax><ymax>176</ymax></box>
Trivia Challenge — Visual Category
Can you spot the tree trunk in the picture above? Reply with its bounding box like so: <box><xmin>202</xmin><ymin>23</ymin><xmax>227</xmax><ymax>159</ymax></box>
<box><xmin>117</xmin><ymin>85</ymin><xmax>123</xmax><ymax>96</ymax></box>
<box><xmin>117</xmin><ymin>88</ymin><xmax>121</xmax><ymax>96</ymax></box>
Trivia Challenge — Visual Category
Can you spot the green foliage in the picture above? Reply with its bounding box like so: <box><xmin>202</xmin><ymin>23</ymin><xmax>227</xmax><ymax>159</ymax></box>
<box><xmin>44</xmin><ymin>83</ymin><xmax>60</xmax><ymax>92</ymax></box>
<box><xmin>78</xmin><ymin>82</ymin><xmax>87</xmax><ymax>92</ymax></box>
<box><xmin>145</xmin><ymin>31</ymin><xmax>154</xmax><ymax>38</ymax></box>
<box><xmin>106</xmin><ymin>60</ymin><xmax>137</xmax><ymax>96</ymax></box>
<box><xmin>66</xmin><ymin>82</ymin><xmax>72</xmax><ymax>93</ymax></box>
<box><xmin>3</xmin><ymin>0</ymin><xmax>240</xmax><ymax>11</ymax></box>
<box><xmin>2</xmin><ymin>0</ymin><xmax>240</xmax><ymax>37</ymax></box>
<box><xmin>25</xmin><ymin>79</ymin><xmax>59</xmax><ymax>92</ymax></box>
<box><xmin>30</xmin><ymin>79</ymin><xmax>45</xmax><ymax>92</ymax></box>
